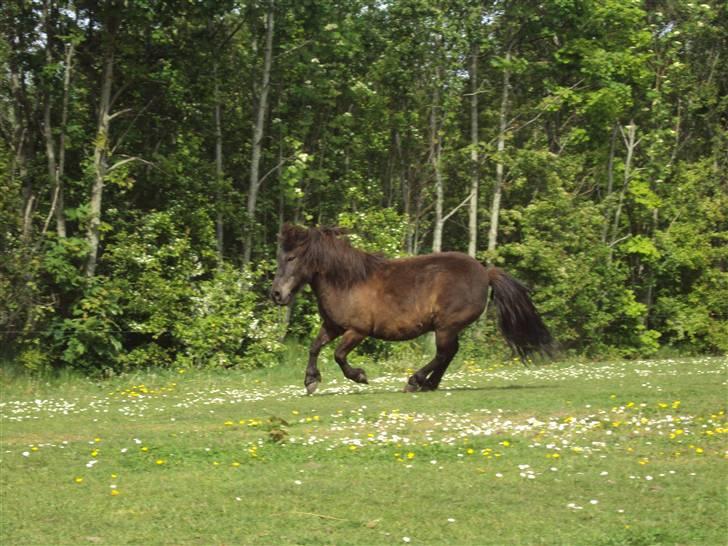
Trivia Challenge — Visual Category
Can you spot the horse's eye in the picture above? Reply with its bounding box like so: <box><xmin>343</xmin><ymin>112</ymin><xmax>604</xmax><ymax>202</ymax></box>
<box><xmin>286</xmin><ymin>255</ymin><xmax>296</xmax><ymax>262</ymax></box>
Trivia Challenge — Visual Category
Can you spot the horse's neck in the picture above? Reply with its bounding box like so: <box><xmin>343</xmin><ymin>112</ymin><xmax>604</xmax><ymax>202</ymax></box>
<box><xmin>310</xmin><ymin>274</ymin><xmax>341</xmax><ymax>319</ymax></box>
<box><xmin>310</xmin><ymin>274</ymin><xmax>333</xmax><ymax>303</ymax></box>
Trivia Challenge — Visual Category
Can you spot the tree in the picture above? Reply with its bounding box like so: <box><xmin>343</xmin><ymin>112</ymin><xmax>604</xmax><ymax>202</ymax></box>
<box><xmin>244</xmin><ymin>0</ymin><xmax>275</xmax><ymax>264</ymax></box>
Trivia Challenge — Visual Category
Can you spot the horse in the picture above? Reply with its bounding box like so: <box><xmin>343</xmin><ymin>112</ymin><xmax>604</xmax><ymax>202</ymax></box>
<box><xmin>270</xmin><ymin>224</ymin><xmax>553</xmax><ymax>394</ymax></box>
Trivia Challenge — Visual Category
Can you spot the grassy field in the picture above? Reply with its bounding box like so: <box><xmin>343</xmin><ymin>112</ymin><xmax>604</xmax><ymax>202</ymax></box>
<box><xmin>1</xmin><ymin>355</ymin><xmax>726</xmax><ymax>545</ymax></box>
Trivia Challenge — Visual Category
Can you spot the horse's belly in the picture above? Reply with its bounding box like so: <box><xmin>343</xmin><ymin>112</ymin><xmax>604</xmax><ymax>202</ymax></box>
<box><xmin>370</xmin><ymin>316</ymin><xmax>432</xmax><ymax>341</ymax></box>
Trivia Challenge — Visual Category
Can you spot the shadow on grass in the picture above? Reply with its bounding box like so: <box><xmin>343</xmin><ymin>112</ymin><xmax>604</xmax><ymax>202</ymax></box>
<box><xmin>314</xmin><ymin>383</ymin><xmax>557</xmax><ymax>397</ymax></box>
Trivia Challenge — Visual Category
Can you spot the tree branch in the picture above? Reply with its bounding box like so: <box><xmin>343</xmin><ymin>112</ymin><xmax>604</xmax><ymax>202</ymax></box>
<box><xmin>507</xmin><ymin>80</ymin><xmax>585</xmax><ymax>133</ymax></box>
<box><xmin>275</xmin><ymin>39</ymin><xmax>313</xmax><ymax>60</ymax></box>
<box><xmin>41</xmin><ymin>184</ymin><xmax>61</xmax><ymax>236</ymax></box>
<box><xmin>256</xmin><ymin>153</ymin><xmax>298</xmax><ymax>190</ymax></box>
<box><xmin>110</xmin><ymin>100</ymin><xmax>154</xmax><ymax>155</ymax></box>
<box><xmin>608</xmin><ymin>233</ymin><xmax>631</xmax><ymax>248</ymax></box>
<box><xmin>107</xmin><ymin>155</ymin><xmax>152</xmax><ymax>172</ymax></box>
<box><xmin>442</xmin><ymin>192</ymin><xmax>474</xmax><ymax>223</ymax></box>
<box><xmin>107</xmin><ymin>108</ymin><xmax>132</xmax><ymax>122</ymax></box>
<box><xmin>108</xmin><ymin>80</ymin><xmax>129</xmax><ymax>110</ymax></box>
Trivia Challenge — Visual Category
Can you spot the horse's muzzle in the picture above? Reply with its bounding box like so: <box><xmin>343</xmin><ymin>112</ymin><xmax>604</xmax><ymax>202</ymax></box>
<box><xmin>270</xmin><ymin>288</ymin><xmax>290</xmax><ymax>306</ymax></box>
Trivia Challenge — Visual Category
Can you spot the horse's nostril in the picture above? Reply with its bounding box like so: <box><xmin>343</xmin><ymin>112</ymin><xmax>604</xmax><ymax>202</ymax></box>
<box><xmin>271</xmin><ymin>290</ymin><xmax>282</xmax><ymax>302</ymax></box>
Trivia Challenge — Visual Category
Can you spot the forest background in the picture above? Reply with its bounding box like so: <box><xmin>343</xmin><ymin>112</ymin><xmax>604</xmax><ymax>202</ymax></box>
<box><xmin>1</xmin><ymin>0</ymin><xmax>726</xmax><ymax>375</ymax></box>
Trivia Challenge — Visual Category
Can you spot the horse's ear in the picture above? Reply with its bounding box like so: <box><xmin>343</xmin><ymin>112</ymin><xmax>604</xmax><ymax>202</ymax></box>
<box><xmin>280</xmin><ymin>223</ymin><xmax>308</xmax><ymax>250</ymax></box>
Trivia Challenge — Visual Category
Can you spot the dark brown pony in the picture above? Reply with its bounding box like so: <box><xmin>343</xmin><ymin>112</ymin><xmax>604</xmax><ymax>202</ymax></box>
<box><xmin>271</xmin><ymin>224</ymin><xmax>552</xmax><ymax>394</ymax></box>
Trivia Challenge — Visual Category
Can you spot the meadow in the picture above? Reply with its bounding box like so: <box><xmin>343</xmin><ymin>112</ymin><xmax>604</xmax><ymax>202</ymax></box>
<box><xmin>1</xmin><ymin>355</ymin><xmax>726</xmax><ymax>545</ymax></box>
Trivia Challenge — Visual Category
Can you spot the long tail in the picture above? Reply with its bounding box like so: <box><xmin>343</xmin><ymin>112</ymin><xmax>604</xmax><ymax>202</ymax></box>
<box><xmin>487</xmin><ymin>267</ymin><xmax>553</xmax><ymax>361</ymax></box>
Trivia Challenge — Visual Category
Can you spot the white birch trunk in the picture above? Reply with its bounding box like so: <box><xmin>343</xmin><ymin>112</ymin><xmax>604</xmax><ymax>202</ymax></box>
<box><xmin>611</xmin><ymin>121</ymin><xmax>639</xmax><ymax>246</ymax></box>
<box><xmin>431</xmin><ymin>68</ymin><xmax>443</xmax><ymax>253</ymax></box>
<box><xmin>487</xmin><ymin>51</ymin><xmax>511</xmax><ymax>261</ymax></box>
<box><xmin>243</xmin><ymin>0</ymin><xmax>275</xmax><ymax>265</ymax></box>
<box><xmin>86</xmin><ymin>47</ymin><xmax>114</xmax><ymax>277</ymax></box>
<box><xmin>467</xmin><ymin>44</ymin><xmax>479</xmax><ymax>258</ymax></box>
<box><xmin>42</xmin><ymin>3</ymin><xmax>74</xmax><ymax>239</ymax></box>
<box><xmin>601</xmin><ymin>124</ymin><xmax>619</xmax><ymax>243</ymax></box>
<box><xmin>214</xmin><ymin>61</ymin><xmax>224</xmax><ymax>264</ymax></box>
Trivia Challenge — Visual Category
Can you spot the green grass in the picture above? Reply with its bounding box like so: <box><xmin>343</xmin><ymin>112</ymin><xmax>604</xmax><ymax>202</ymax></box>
<box><xmin>1</xmin><ymin>356</ymin><xmax>726</xmax><ymax>545</ymax></box>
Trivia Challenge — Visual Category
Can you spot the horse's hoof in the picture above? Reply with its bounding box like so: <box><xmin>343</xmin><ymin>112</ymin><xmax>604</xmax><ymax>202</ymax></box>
<box><xmin>305</xmin><ymin>381</ymin><xmax>320</xmax><ymax>395</ymax></box>
<box><xmin>403</xmin><ymin>383</ymin><xmax>420</xmax><ymax>393</ymax></box>
<box><xmin>351</xmin><ymin>368</ymin><xmax>368</xmax><ymax>385</ymax></box>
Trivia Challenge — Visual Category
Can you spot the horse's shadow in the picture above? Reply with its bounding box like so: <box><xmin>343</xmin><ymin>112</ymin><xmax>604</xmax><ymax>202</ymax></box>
<box><xmin>313</xmin><ymin>383</ymin><xmax>557</xmax><ymax>397</ymax></box>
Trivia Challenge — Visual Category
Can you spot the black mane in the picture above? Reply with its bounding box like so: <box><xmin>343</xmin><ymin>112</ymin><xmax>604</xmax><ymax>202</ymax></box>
<box><xmin>280</xmin><ymin>224</ymin><xmax>385</xmax><ymax>287</ymax></box>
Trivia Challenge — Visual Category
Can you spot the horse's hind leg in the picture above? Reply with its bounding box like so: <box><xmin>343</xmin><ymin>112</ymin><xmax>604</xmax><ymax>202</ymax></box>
<box><xmin>422</xmin><ymin>336</ymin><xmax>459</xmax><ymax>391</ymax></box>
<box><xmin>334</xmin><ymin>330</ymin><xmax>369</xmax><ymax>385</ymax></box>
<box><xmin>405</xmin><ymin>331</ymin><xmax>459</xmax><ymax>392</ymax></box>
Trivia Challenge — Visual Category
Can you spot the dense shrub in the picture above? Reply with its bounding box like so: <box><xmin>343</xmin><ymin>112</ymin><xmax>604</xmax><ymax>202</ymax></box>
<box><xmin>10</xmin><ymin>212</ymin><xmax>285</xmax><ymax>374</ymax></box>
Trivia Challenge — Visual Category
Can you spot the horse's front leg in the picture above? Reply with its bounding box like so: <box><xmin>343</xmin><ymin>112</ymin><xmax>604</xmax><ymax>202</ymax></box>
<box><xmin>334</xmin><ymin>330</ymin><xmax>368</xmax><ymax>385</ymax></box>
<box><xmin>305</xmin><ymin>325</ymin><xmax>341</xmax><ymax>394</ymax></box>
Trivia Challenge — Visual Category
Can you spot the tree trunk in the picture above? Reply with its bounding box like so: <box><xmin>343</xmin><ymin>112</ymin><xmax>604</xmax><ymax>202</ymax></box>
<box><xmin>243</xmin><ymin>0</ymin><xmax>275</xmax><ymax>265</ymax></box>
<box><xmin>10</xmin><ymin>45</ymin><xmax>33</xmax><ymax>241</ymax></box>
<box><xmin>43</xmin><ymin>91</ymin><xmax>59</xmax><ymax>234</ymax></box>
<box><xmin>395</xmin><ymin>128</ymin><xmax>413</xmax><ymax>253</ymax></box>
<box><xmin>467</xmin><ymin>44</ymin><xmax>479</xmax><ymax>258</ymax></box>
<box><xmin>601</xmin><ymin>124</ymin><xmax>619</xmax><ymax>243</ymax></box>
<box><xmin>487</xmin><ymin>51</ymin><xmax>511</xmax><ymax>261</ymax></box>
<box><xmin>610</xmin><ymin>121</ymin><xmax>639</xmax><ymax>248</ymax></box>
<box><xmin>413</xmin><ymin>190</ymin><xmax>423</xmax><ymax>255</ymax></box>
<box><xmin>55</xmin><ymin>42</ymin><xmax>74</xmax><ymax>237</ymax></box>
<box><xmin>214</xmin><ymin>61</ymin><xmax>224</xmax><ymax>264</ymax></box>
<box><xmin>42</xmin><ymin>1</ymin><xmax>59</xmax><ymax>235</ymax></box>
<box><xmin>42</xmin><ymin>2</ymin><xmax>73</xmax><ymax>239</ymax></box>
<box><xmin>431</xmin><ymin>67</ymin><xmax>443</xmax><ymax>253</ymax></box>
<box><xmin>86</xmin><ymin>45</ymin><xmax>114</xmax><ymax>277</ymax></box>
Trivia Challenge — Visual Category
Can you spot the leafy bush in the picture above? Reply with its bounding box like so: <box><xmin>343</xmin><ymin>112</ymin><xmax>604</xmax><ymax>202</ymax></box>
<box><xmin>49</xmin><ymin>280</ymin><xmax>125</xmax><ymax>374</ymax></box>
<box><xmin>176</xmin><ymin>264</ymin><xmax>285</xmax><ymax>369</ymax></box>
<box><xmin>19</xmin><ymin>211</ymin><xmax>286</xmax><ymax>374</ymax></box>
<box><xmin>500</xmin><ymin>188</ymin><xmax>661</xmax><ymax>357</ymax></box>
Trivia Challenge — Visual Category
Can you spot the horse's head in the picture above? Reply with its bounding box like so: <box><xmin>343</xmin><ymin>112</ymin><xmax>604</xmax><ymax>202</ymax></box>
<box><xmin>271</xmin><ymin>223</ymin><xmax>354</xmax><ymax>304</ymax></box>
<box><xmin>271</xmin><ymin>223</ymin><xmax>310</xmax><ymax>305</ymax></box>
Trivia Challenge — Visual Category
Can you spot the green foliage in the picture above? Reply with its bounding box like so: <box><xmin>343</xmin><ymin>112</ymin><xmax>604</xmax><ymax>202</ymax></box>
<box><xmin>338</xmin><ymin>208</ymin><xmax>408</xmax><ymax>257</ymax></box>
<box><xmin>51</xmin><ymin>280</ymin><xmax>124</xmax><ymax>374</ymax></box>
<box><xmin>500</xmin><ymin>187</ymin><xmax>661</xmax><ymax>357</ymax></box>
<box><xmin>103</xmin><ymin>212</ymin><xmax>284</xmax><ymax>371</ymax></box>
<box><xmin>42</xmin><ymin>236</ymin><xmax>89</xmax><ymax>289</ymax></box>
<box><xmin>175</xmin><ymin>264</ymin><xmax>286</xmax><ymax>370</ymax></box>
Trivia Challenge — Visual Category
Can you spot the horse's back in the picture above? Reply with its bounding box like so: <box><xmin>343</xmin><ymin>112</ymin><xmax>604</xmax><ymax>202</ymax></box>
<box><xmin>387</xmin><ymin>252</ymin><xmax>488</xmax><ymax>292</ymax></box>
<box><xmin>371</xmin><ymin>252</ymin><xmax>489</xmax><ymax>335</ymax></box>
